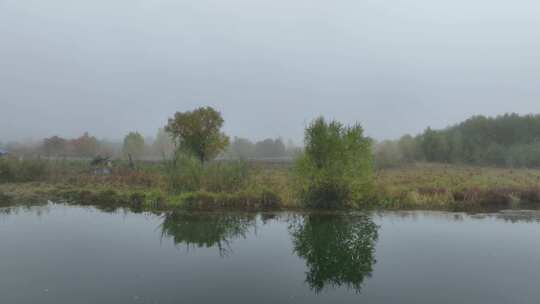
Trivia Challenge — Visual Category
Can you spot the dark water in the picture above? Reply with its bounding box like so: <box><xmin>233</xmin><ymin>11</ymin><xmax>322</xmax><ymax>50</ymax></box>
<box><xmin>2</xmin><ymin>204</ymin><xmax>540</xmax><ymax>303</ymax></box>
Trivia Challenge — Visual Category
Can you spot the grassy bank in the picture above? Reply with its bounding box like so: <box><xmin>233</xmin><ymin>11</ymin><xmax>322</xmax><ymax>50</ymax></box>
<box><xmin>374</xmin><ymin>163</ymin><xmax>540</xmax><ymax>210</ymax></box>
<box><xmin>0</xmin><ymin>157</ymin><xmax>294</xmax><ymax>211</ymax></box>
<box><xmin>2</xmin><ymin>158</ymin><xmax>540</xmax><ymax>212</ymax></box>
<box><xmin>0</xmin><ymin>182</ymin><xmax>287</xmax><ymax>211</ymax></box>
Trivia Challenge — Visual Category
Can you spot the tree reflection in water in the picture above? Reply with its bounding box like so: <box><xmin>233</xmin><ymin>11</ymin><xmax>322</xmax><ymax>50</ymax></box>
<box><xmin>161</xmin><ymin>212</ymin><xmax>256</xmax><ymax>256</ymax></box>
<box><xmin>289</xmin><ymin>213</ymin><xmax>379</xmax><ymax>293</ymax></box>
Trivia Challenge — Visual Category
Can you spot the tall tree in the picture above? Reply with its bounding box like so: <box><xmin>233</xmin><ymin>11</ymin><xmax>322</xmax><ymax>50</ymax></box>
<box><xmin>294</xmin><ymin>117</ymin><xmax>373</xmax><ymax>208</ymax></box>
<box><xmin>254</xmin><ymin>138</ymin><xmax>286</xmax><ymax>158</ymax></box>
<box><xmin>165</xmin><ymin>106</ymin><xmax>229</xmax><ymax>163</ymax></box>
<box><xmin>123</xmin><ymin>132</ymin><xmax>145</xmax><ymax>159</ymax></box>
<box><xmin>397</xmin><ymin>134</ymin><xmax>420</xmax><ymax>162</ymax></box>
<box><xmin>43</xmin><ymin>136</ymin><xmax>67</xmax><ymax>156</ymax></box>
<box><xmin>72</xmin><ymin>132</ymin><xmax>99</xmax><ymax>157</ymax></box>
<box><xmin>228</xmin><ymin>137</ymin><xmax>256</xmax><ymax>159</ymax></box>
<box><xmin>153</xmin><ymin>128</ymin><xmax>175</xmax><ymax>158</ymax></box>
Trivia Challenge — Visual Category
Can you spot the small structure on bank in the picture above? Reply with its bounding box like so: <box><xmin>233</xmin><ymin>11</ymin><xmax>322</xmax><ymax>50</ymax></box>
<box><xmin>90</xmin><ymin>155</ymin><xmax>113</xmax><ymax>175</ymax></box>
<box><xmin>0</xmin><ymin>149</ymin><xmax>8</xmax><ymax>157</ymax></box>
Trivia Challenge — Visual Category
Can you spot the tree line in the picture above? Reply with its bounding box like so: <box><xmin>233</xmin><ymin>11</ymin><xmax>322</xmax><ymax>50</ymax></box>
<box><xmin>375</xmin><ymin>113</ymin><xmax>540</xmax><ymax>168</ymax></box>
<box><xmin>223</xmin><ymin>137</ymin><xmax>300</xmax><ymax>159</ymax></box>
<box><xmin>4</xmin><ymin>111</ymin><xmax>540</xmax><ymax>169</ymax></box>
<box><xmin>4</xmin><ymin>107</ymin><xmax>538</xmax><ymax>209</ymax></box>
<box><xmin>162</xmin><ymin>107</ymin><xmax>374</xmax><ymax>208</ymax></box>
<box><xmin>37</xmin><ymin>130</ymin><xmax>173</xmax><ymax>159</ymax></box>
<box><xmin>6</xmin><ymin>119</ymin><xmax>298</xmax><ymax>160</ymax></box>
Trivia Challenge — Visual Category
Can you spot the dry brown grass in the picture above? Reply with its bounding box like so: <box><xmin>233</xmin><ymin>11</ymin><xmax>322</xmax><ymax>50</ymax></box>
<box><xmin>374</xmin><ymin>163</ymin><xmax>540</xmax><ymax>209</ymax></box>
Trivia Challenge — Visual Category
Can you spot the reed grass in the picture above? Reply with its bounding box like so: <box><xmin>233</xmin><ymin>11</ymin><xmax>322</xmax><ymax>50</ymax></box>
<box><xmin>2</xmin><ymin>159</ymin><xmax>540</xmax><ymax>211</ymax></box>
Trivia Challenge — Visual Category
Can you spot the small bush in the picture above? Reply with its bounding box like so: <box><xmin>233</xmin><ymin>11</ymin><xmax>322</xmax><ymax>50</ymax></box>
<box><xmin>0</xmin><ymin>159</ymin><xmax>15</xmax><ymax>182</ymax></box>
<box><xmin>260</xmin><ymin>189</ymin><xmax>282</xmax><ymax>209</ymax></box>
<box><xmin>165</xmin><ymin>152</ymin><xmax>249</xmax><ymax>194</ymax></box>
<box><xmin>203</xmin><ymin>161</ymin><xmax>249</xmax><ymax>192</ymax></box>
<box><xmin>520</xmin><ymin>188</ymin><xmax>540</xmax><ymax>203</ymax></box>
<box><xmin>145</xmin><ymin>190</ymin><xmax>167</xmax><ymax>209</ymax></box>
<box><xmin>0</xmin><ymin>191</ymin><xmax>13</xmax><ymax>206</ymax></box>
<box><xmin>165</xmin><ymin>153</ymin><xmax>203</xmax><ymax>192</ymax></box>
<box><xmin>0</xmin><ymin>158</ymin><xmax>48</xmax><ymax>183</ymax></box>
<box><xmin>95</xmin><ymin>189</ymin><xmax>122</xmax><ymax>205</ymax></box>
<box><xmin>129</xmin><ymin>192</ymin><xmax>146</xmax><ymax>209</ymax></box>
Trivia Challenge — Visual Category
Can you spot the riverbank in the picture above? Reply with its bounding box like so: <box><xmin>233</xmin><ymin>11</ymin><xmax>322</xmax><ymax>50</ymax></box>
<box><xmin>0</xmin><ymin>182</ymin><xmax>287</xmax><ymax>211</ymax></box>
<box><xmin>374</xmin><ymin>163</ymin><xmax>540</xmax><ymax>210</ymax></box>
<box><xmin>2</xmin><ymin>163</ymin><xmax>540</xmax><ymax>212</ymax></box>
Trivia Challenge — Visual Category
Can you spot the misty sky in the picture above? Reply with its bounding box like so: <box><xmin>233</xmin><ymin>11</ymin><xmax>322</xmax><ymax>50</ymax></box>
<box><xmin>1</xmin><ymin>0</ymin><xmax>540</xmax><ymax>143</ymax></box>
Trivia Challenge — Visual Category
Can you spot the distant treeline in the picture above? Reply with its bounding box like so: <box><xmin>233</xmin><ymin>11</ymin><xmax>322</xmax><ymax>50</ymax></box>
<box><xmin>3</xmin><ymin>112</ymin><xmax>540</xmax><ymax>167</ymax></box>
<box><xmin>0</xmin><ymin>132</ymin><xmax>115</xmax><ymax>158</ymax></box>
<box><xmin>0</xmin><ymin>130</ymin><xmax>300</xmax><ymax>160</ymax></box>
<box><xmin>375</xmin><ymin>113</ymin><xmax>540</xmax><ymax>168</ymax></box>
<box><xmin>223</xmin><ymin>137</ymin><xmax>301</xmax><ymax>159</ymax></box>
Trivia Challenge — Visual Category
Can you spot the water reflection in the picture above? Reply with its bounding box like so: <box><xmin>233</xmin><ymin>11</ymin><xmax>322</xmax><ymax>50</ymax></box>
<box><xmin>494</xmin><ymin>210</ymin><xmax>540</xmax><ymax>223</ymax></box>
<box><xmin>289</xmin><ymin>213</ymin><xmax>379</xmax><ymax>293</ymax></box>
<box><xmin>0</xmin><ymin>204</ymin><xmax>51</xmax><ymax>217</ymax></box>
<box><xmin>161</xmin><ymin>212</ymin><xmax>256</xmax><ymax>256</ymax></box>
<box><xmin>375</xmin><ymin>210</ymin><xmax>540</xmax><ymax>224</ymax></box>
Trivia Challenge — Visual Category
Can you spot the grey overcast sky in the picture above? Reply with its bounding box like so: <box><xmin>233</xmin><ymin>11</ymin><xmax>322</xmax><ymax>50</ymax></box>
<box><xmin>1</xmin><ymin>0</ymin><xmax>540</xmax><ymax>142</ymax></box>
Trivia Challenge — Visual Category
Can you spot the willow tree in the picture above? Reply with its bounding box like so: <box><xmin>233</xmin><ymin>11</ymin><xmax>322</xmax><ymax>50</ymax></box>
<box><xmin>122</xmin><ymin>132</ymin><xmax>145</xmax><ymax>159</ymax></box>
<box><xmin>165</xmin><ymin>106</ymin><xmax>229</xmax><ymax>164</ymax></box>
<box><xmin>294</xmin><ymin>117</ymin><xmax>373</xmax><ymax>208</ymax></box>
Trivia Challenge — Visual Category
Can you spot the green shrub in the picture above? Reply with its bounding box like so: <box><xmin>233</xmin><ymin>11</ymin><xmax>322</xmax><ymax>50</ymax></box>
<box><xmin>294</xmin><ymin>117</ymin><xmax>373</xmax><ymax>209</ymax></box>
<box><xmin>128</xmin><ymin>192</ymin><xmax>146</xmax><ymax>209</ymax></box>
<box><xmin>165</xmin><ymin>152</ymin><xmax>249</xmax><ymax>193</ymax></box>
<box><xmin>0</xmin><ymin>159</ymin><xmax>15</xmax><ymax>182</ymax></box>
<box><xmin>18</xmin><ymin>159</ymin><xmax>49</xmax><ymax>181</ymax></box>
<box><xmin>165</xmin><ymin>153</ymin><xmax>203</xmax><ymax>192</ymax></box>
<box><xmin>145</xmin><ymin>190</ymin><xmax>167</xmax><ymax>209</ymax></box>
<box><xmin>0</xmin><ymin>158</ymin><xmax>49</xmax><ymax>183</ymax></box>
<box><xmin>203</xmin><ymin>161</ymin><xmax>249</xmax><ymax>192</ymax></box>
<box><xmin>0</xmin><ymin>191</ymin><xmax>13</xmax><ymax>206</ymax></box>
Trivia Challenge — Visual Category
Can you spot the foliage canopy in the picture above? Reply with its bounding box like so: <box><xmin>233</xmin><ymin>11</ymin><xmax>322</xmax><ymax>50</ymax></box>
<box><xmin>165</xmin><ymin>107</ymin><xmax>229</xmax><ymax>163</ymax></box>
<box><xmin>374</xmin><ymin>113</ymin><xmax>540</xmax><ymax>168</ymax></box>
<box><xmin>294</xmin><ymin>117</ymin><xmax>373</xmax><ymax>208</ymax></box>
<box><xmin>123</xmin><ymin>132</ymin><xmax>145</xmax><ymax>159</ymax></box>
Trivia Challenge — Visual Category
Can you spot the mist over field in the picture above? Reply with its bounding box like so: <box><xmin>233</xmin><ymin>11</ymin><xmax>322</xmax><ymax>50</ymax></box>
<box><xmin>1</xmin><ymin>0</ymin><xmax>540</xmax><ymax>143</ymax></box>
<box><xmin>5</xmin><ymin>3</ymin><xmax>540</xmax><ymax>302</ymax></box>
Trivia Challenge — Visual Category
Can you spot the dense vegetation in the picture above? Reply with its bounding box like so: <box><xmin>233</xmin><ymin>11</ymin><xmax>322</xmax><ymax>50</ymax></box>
<box><xmin>0</xmin><ymin>158</ymin><xmax>48</xmax><ymax>183</ymax></box>
<box><xmin>294</xmin><ymin>117</ymin><xmax>373</xmax><ymax>208</ymax></box>
<box><xmin>122</xmin><ymin>132</ymin><xmax>145</xmax><ymax>159</ymax></box>
<box><xmin>165</xmin><ymin>107</ymin><xmax>230</xmax><ymax>164</ymax></box>
<box><xmin>3</xmin><ymin>158</ymin><xmax>540</xmax><ymax>211</ymax></box>
<box><xmin>4</xmin><ymin>111</ymin><xmax>540</xmax><ymax>211</ymax></box>
<box><xmin>42</xmin><ymin>132</ymin><xmax>100</xmax><ymax>157</ymax></box>
<box><xmin>2</xmin><ymin>133</ymin><xmax>296</xmax><ymax>162</ymax></box>
<box><xmin>0</xmin><ymin>111</ymin><xmax>375</xmax><ymax>210</ymax></box>
<box><xmin>375</xmin><ymin>113</ymin><xmax>540</xmax><ymax>168</ymax></box>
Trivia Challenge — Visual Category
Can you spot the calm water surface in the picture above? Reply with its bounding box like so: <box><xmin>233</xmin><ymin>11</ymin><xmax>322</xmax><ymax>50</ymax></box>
<box><xmin>2</xmin><ymin>203</ymin><xmax>540</xmax><ymax>303</ymax></box>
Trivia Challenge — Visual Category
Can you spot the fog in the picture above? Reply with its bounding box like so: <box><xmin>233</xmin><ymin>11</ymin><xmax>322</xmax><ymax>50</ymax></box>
<box><xmin>1</xmin><ymin>0</ymin><xmax>540</xmax><ymax>143</ymax></box>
